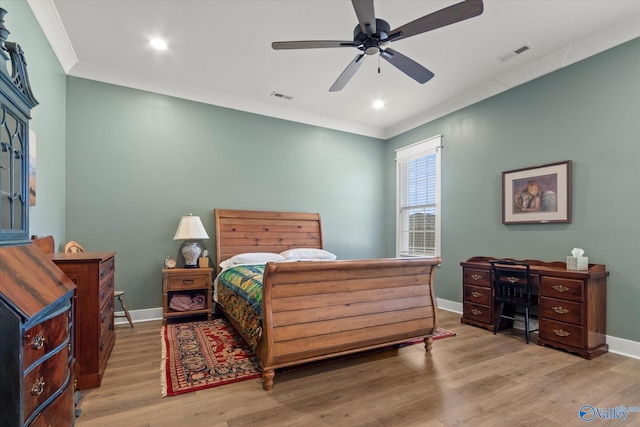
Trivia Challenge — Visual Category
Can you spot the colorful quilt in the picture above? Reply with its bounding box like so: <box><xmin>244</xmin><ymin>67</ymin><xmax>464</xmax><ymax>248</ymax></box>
<box><xmin>217</xmin><ymin>265</ymin><xmax>265</xmax><ymax>352</ymax></box>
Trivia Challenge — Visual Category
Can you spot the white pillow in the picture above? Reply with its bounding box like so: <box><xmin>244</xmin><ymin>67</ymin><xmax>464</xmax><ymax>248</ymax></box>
<box><xmin>279</xmin><ymin>248</ymin><xmax>337</xmax><ymax>261</ymax></box>
<box><xmin>219</xmin><ymin>252</ymin><xmax>285</xmax><ymax>270</ymax></box>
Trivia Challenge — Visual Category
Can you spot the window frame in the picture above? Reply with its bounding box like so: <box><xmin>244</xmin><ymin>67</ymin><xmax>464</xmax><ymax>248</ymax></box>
<box><xmin>395</xmin><ymin>135</ymin><xmax>442</xmax><ymax>258</ymax></box>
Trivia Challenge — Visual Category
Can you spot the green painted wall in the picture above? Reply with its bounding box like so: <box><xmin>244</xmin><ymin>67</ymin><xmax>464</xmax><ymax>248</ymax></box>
<box><xmin>13</xmin><ymin>0</ymin><xmax>640</xmax><ymax>342</ymax></box>
<box><xmin>65</xmin><ymin>78</ymin><xmax>386</xmax><ymax>311</ymax></box>
<box><xmin>386</xmin><ymin>37</ymin><xmax>640</xmax><ymax>342</ymax></box>
<box><xmin>7</xmin><ymin>0</ymin><xmax>67</xmax><ymax>247</ymax></box>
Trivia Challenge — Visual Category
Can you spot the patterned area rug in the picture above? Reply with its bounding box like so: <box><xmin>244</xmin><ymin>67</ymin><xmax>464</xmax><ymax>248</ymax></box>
<box><xmin>432</xmin><ymin>327</ymin><xmax>457</xmax><ymax>340</ymax></box>
<box><xmin>161</xmin><ymin>318</ymin><xmax>261</xmax><ymax>397</ymax></box>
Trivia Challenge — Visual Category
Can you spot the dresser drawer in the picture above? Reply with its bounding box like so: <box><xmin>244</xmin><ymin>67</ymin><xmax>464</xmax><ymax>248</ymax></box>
<box><xmin>539</xmin><ymin>318</ymin><xmax>584</xmax><ymax>349</ymax></box>
<box><xmin>540</xmin><ymin>297</ymin><xmax>583</xmax><ymax>325</ymax></box>
<box><xmin>165</xmin><ymin>272</ymin><xmax>210</xmax><ymax>290</ymax></box>
<box><xmin>463</xmin><ymin>302</ymin><xmax>491</xmax><ymax>324</ymax></box>
<box><xmin>99</xmin><ymin>274</ymin><xmax>115</xmax><ymax>309</ymax></box>
<box><xmin>23</xmin><ymin>344</ymin><xmax>70</xmax><ymax>424</ymax></box>
<box><xmin>540</xmin><ymin>276</ymin><xmax>584</xmax><ymax>302</ymax></box>
<box><xmin>463</xmin><ymin>268</ymin><xmax>490</xmax><ymax>287</ymax></box>
<box><xmin>463</xmin><ymin>284</ymin><xmax>491</xmax><ymax>306</ymax></box>
<box><xmin>23</xmin><ymin>309</ymin><xmax>71</xmax><ymax>371</ymax></box>
<box><xmin>99</xmin><ymin>256</ymin><xmax>115</xmax><ymax>280</ymax></box>
<box><xmin>100</xmin><ymin>296</ymin><xmax>114</xmax><ymax>334</ymax></box>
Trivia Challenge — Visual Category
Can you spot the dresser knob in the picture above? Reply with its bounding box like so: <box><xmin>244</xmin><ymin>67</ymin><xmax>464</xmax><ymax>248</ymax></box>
<box><xmin>552</xmin><ymin>285</ymin><xmax>569</xmax><ymax>293</ymax></box>
<box><xmin>553</xmin><ymin>329</ymin><xmax>570</xmax><ymax>337</ymax></box>
<box><xmin>30</xmin><ymin>333</ymin><xmax>46</xmax><ymax>350</ymax></box>
<box><xmin>471</xmin><ymin>291</ymin><xmax>482</xmax><ymax>298</ymax></box>
<box><xmin>471</xmin><ymin>274</ymin><xmax>482</xmax><ymax>281</ymax></box>
<box><xmin>471</xmin><ymin>309</ymin><xmax>482</xmax><ymax>316</ymax></box>
<box><xmin>31</xmin><ymin>377</ymin><xmax>45</xmax><ymax>396</ymax></box>
<box><xmin>552</xmin><ymin>306</ymin><xmax>569</xmax><ymax>314</ymax></box>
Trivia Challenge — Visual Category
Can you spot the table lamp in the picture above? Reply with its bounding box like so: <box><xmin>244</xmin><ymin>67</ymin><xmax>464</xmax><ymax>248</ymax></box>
<box><xmin>173</xmin><ymin>214</ymin><xmax>209</xmax><ymax>268</ymax></box>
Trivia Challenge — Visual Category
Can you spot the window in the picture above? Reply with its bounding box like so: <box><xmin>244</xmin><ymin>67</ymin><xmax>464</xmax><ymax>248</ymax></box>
<box><xmin>396</xmin><ymin>135</ymin><xmax>441</xmax><ymax>257</ymax></box>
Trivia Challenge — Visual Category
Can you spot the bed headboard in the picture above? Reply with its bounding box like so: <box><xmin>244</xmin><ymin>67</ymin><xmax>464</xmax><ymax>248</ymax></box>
<box><xmin>213</xmin><ymin>209</ymin><xmax>324</xmax><ymax>271</ymax></box>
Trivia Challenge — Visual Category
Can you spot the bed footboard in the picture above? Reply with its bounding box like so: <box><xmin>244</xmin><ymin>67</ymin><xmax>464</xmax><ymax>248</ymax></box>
<box><xmin>258</xmin><ymin>257</ymin><xmax>440</xmax><ymax>390</ymax></box>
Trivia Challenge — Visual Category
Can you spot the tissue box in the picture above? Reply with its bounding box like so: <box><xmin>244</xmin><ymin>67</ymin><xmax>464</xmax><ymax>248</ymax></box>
<box><xmin>567</xmin><ymin>256</ymin><xmax>588</xmax><ymax>271</ymax></box>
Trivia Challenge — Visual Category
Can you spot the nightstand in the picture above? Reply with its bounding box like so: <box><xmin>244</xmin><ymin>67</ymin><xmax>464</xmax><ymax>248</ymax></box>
<box><xmin>162</xmin><ymin>268</ymin><xmax>213</xmax><ymax>324</ymax></box>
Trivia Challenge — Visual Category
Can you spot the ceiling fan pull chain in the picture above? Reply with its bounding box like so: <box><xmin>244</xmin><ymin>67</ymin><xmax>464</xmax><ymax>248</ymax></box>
<box><xmin>378</xmin><ymin>54</ymin><xmax>381</xmax><ymax>74</ymax></box>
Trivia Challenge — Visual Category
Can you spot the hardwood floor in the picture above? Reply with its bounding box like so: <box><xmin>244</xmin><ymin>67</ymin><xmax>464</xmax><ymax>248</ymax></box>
<box><xmin>75</xmin><ymin>310</ymin><xmax>640</xmax><ymax>426</ymax></box>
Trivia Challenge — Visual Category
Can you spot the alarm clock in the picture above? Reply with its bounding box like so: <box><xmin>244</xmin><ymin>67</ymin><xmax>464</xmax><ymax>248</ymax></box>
<box><xmin>164</xmin><ymin>257</ymin><xmax>176</xmax><ymax>269</ymax></box>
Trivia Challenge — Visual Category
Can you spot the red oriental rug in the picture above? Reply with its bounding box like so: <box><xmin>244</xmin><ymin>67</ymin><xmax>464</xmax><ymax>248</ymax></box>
<box><xmin>161</xmin><ymin>318</ymin><xmax>261</xmax><ymax>397</ymax></box>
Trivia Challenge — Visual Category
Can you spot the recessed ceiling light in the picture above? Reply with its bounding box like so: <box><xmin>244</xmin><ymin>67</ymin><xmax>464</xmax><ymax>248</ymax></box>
<box><xmin>372</xmin><ymin>100</ymin><xmax>385</xmax><ymax>109</ymax></box>
<box><xmin>149</xmin><ymin>38</ymin><xmax>168</xmax><ymax>51</ymax></box>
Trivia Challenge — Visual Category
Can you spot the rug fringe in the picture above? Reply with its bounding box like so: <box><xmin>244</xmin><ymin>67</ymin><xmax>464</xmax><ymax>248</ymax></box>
<box><xmin>160</xmin><ymin>326</ymin><xmax>167</xmax><ymax>397</ymax></box>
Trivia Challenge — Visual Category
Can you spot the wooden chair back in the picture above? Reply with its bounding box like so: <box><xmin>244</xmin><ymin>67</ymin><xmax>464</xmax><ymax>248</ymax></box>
<box><xmin>31</xmin><ymin>235</ymin><xmax>55</xmax><ymax>254</ymax></box>
<box><xmin>64</xmin><ymin>241</ymin><xmax>85</xmax><ymax>253</ymax></box>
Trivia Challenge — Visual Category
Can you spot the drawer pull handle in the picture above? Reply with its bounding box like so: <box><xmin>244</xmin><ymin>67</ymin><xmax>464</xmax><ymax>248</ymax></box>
<box><xmin>471</xmin><ymin>274</ymin><xmax>482</xmax><ymax>281</ymax></box>
<box><xmin>506</xmin><ymin>276</ymin><xmax>519</xmax><ymax>283</ymax></box>
<box><xmin>182</xmin><ymin>279</ymin><xmax>194</xmax><ymax>284</ymax></box>
<box><xmin>31</xmin><ymin>333</ymin><xmax>46</xmax><ymax>350</ymax></box>
<box><xmin>552</xmin><ymin>285</ymin><xmax>569</xmax><ymax>293</ymax></box>
<box><xmin>31</xmin><ymin>377</ymin><xmax>45</xmax><ymax>396</ymax></box>
<box><xmin>100</xmin><ymin>268</ymin><xmax>106</xmax><ymax>278</ymax></box>
<box><xmin>471</xmin><ymin>291</ymin><xmax>482</xmax><ymax>298</ymax></box>
<box><xmin>552</xmin><ymin>306</ymin><xmax>569</xmax><ymax>314</ymax></box>
<box><xmin>553</xmin><ymin>329</ymin><xmax>570</xmax><ymax>337</ymax></box>
<box><xmin>471</xmin><ymin>309</ymin><xmax>482</xmax><ymax>316</ymax></box>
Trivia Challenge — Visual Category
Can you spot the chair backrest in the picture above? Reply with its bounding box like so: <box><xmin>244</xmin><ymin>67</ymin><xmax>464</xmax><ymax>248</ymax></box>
<box><xmin>31</xmin><ymin>235</ymin><xmax>55</xmax><ymax>254</ymax></box>
<box><xmin>64</xmin><ymin>240</ymin><xmax>85</xmax><ymax>253</ymax></box>
<box><xmin>489</xmin><ymin>259</ymin><xmax>534</xmax><ymax>304</ymax></box>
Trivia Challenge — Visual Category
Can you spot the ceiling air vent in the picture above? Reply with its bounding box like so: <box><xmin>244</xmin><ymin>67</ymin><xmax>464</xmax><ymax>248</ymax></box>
<box><xmin>270</xmin><ymin>91</ymin><xmax>293</xmax><ymax>101</ymax></box>
<box><xmin>498</xmin><ymin>44</ymin><xmax>533</xmax><ymax>61</ymax></box>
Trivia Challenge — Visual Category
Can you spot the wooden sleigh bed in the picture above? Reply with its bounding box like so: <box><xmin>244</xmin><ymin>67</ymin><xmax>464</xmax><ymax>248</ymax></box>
<box><xmin>213</xmin><ymin>208</ymin><xmax>441</xmax><ymax>390</ymax></box>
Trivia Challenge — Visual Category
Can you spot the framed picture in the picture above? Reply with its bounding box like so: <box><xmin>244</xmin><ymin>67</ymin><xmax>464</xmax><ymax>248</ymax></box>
<box><xmin>502</xmin><ymin>160</ymin><xmax>572</xmax><ymax>224</ymax></box>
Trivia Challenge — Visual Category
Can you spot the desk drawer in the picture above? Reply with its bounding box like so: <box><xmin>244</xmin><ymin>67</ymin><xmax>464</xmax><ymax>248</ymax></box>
<box><xmin>540</xmin><ymin>297</ymin><xmax>583</xmax><ymax>325</ymax></box>
<box><xmin>539</xmin><ymin>318</ymin><xmax>584</xmax><ymax>349</ymax></box>
<box><xmin>463</xmin><ymin>284</ymin><xmax>491</xmax><ymax>306</ymax></box>
<box><xmin>23</xmin><ymin>344</ymin><xmax>70</xmax><ymax>424</ymax></box>
<box><xmin>463</xmin><ymin>268</ymin><xmax>490</xmax><ymax>287</ymax></box>
<box><xmin>463</xmin><ymin>302</ymin><xmax>491</xmax><ymax>324</ymax></box>
<box><xmin>540</xmin><ymin>277</ymin><xmax>584</xmax><ymax>302</ymax></box>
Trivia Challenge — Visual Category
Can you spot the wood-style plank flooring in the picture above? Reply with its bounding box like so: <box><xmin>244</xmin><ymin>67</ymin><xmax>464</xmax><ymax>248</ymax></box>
<box><xmin>75</xmin><ymin>310</ymin><xmax>640</xmax><ymax>426</ymax></box>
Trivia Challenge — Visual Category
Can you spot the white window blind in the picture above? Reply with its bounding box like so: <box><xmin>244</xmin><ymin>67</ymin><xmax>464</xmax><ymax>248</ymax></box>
<box><xmin>396</xmin><ymin>135</ymin><xmax>442</xmax><ymax>257</ymax></box>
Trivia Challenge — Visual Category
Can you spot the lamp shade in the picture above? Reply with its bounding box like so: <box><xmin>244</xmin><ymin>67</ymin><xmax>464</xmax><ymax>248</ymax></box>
<box><xmin>173</xmin><ymin>214</ymin><xmax>209</xmax><ymax>240</ymax></box>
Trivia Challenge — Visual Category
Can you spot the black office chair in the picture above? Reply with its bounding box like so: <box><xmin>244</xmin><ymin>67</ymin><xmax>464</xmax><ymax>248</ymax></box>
<box><xmin>490</xmin><ymin>259</ymin><xmax>538</xmax><ymax>344</ymax></box>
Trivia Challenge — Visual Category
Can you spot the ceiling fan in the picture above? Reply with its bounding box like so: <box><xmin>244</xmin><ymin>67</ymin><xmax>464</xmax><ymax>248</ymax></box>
<box><xmin>272</xmin><ymin>0</ymin><xmax>484</xmax><ymax>92</ymax></box>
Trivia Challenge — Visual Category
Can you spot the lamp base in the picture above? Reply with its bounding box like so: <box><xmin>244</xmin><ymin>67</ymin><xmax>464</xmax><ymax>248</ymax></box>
<box><xmin>181</xmin><ymin>241</ymin><xmax>201</xmax><ymax>268</ymax></box>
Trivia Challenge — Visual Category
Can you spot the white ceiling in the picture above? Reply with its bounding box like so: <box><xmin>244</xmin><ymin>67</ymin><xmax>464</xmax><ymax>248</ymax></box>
<box><xmin>27</xmin><ymin>0</ymin><xmax>640</xmax><ymax>139</ymax></box>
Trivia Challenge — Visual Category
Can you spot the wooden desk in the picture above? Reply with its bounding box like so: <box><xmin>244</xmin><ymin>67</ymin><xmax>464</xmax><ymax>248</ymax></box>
<box><xmin>460</xmin><ymin>256</ymin><xmax>609</xmax><ymax>359</ymax></box>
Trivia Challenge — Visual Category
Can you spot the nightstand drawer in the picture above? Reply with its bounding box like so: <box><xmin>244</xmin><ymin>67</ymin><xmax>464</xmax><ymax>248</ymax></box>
<box><xmin>165</xmin><ymin>273</ymin><xmax>209</xmax><ymax>290</ymax></box>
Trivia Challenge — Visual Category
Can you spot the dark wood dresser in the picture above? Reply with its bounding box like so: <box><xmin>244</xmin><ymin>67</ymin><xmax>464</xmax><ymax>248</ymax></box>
<box><xmin>52</xmin><ymin>252</ymin><xmax>116</xmax><ymax>389</ymax></box>
<box><xmin>0</xmin><ymin>244</ymin><xmax>76</xmax><ymax>426</ymax></box>
<box><xmin>460</xmin><ymin>256</ymin><xmax>609</xmax><ymax>359</ymax></box>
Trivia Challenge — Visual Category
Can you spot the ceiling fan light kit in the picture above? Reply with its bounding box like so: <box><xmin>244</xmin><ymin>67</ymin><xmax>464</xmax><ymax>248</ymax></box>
<box><xmin>272</xmin><ymin>0</ymin><xmax>484</xmax><ymax>91</ymax></box>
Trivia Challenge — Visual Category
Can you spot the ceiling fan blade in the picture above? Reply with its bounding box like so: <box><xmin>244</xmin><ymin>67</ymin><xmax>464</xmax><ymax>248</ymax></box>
<box><xmin>380</xmin><ymin>48</ymin><xmax>434</xmax><ymax>84</ymax></box>
<box><xmin>272</xmin><ymin>40</ymin><xmax>357</xmax><ymax>50</ymax></box>
<box><xmin>352</xmin><ymin>0</ymin><xmax>376</xmax><ymax>35</ymax></box>
<box><xmin>388</xmin><ymin>0</ymin><xmax>483</xmax><ymax>42</ymax></box>
<box><xmin>329</xmin><ymin>54</ymin><xmax>366</xmax><ymax>92</ymax></box>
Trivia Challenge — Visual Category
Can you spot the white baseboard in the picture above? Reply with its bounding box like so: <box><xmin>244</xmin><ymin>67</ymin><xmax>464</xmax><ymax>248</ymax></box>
<box><xmin>117</xmin><ymin>300</ymin><xmax>640</xmax><ymax>360</ymax></box>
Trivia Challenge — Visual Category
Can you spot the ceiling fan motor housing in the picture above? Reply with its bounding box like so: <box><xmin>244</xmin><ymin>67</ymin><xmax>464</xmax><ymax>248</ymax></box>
<box><xmin>353</xmin><ymin>18</ymin><xmax>390</xmax><ymax>55</ymax></box>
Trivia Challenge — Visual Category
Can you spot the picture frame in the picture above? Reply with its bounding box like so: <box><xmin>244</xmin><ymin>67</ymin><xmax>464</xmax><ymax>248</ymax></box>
<box><xmin>502</xmin><ymin>160</ymin><xmax>572</xmax><ymax>224</ymax></box>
